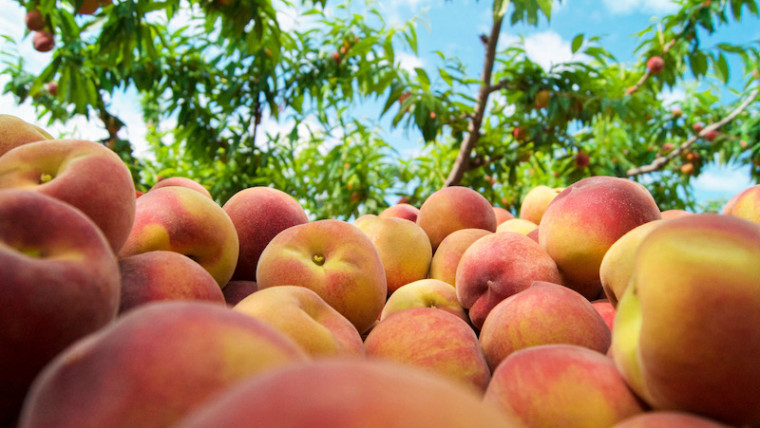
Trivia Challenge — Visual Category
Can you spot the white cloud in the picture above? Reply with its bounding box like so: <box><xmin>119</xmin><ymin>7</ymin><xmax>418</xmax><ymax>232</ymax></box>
<box><xmin>602</xmin><ymin>0</ymin><xmax>679</xmax><ymax>15</ymax></box>
<box><xmin>397</xmin><ymin>52</ymin><xmax>424</xmax><ymax>73</ymax></box>
<box><xmin>661</xmin><ymin>87</ymin><xmax>686</xmax><ymax>107</ymax></box>
<box><xmin>692</xmin><ymin>164</ymin><xmax>754</xmax><ymax>194</ymax></box>
<box><xmin>502</xmin><ymin>31</ymin><xmax>586</xmax><ymax>71</ymax></box>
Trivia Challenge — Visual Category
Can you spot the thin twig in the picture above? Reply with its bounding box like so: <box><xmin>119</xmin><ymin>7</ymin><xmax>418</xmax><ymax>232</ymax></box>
<box><xmin>625</xmin><ymin>39</ymin><xmax>677</xmax><ymax>96</ymax></box>
<box><xmin>627</xmin><ymin>86</ymin><xmax>759</xmax><ymax>177</ymax></box>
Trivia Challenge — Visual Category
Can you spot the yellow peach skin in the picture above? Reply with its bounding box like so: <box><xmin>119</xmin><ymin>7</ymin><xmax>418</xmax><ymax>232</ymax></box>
<box><xmin>234</xmin><ymin>286</ymin><xmax>364</xmax><ymax>357</ymax></box>
<box><xmin>519</xmin><ymin>185</ymin><xmax>562</xmax><ymax>225</ymax></box>
<box><xmin>0</xmin><ymin>114</ymin><xmax>52</xmax><ymax>157</ymax></box>
<box><xmin>380</xmin><ymin>278</ymin><xmax>468</xmax><ymax>322</ymax></box>
<box><xmin>354</xmin><ymin>215</ymin><xmax>432</xmax><ymax>295</ymax></box>
<box><xmin>256</xmin><ymin>219</ymin><xmax>387</xmax><ymax>334</ymax></box>
<box><xmin>723</xmin><ymin>184</ymin><xmax>760</xmax><ymax>226</ymax></box>
<box><xmin>496</xmin><ymin>218</ymin><xmax>538</xmax><ymax>235</ymax></box>
<box><xmin>119</xmin><ymin>186</ymin><xmax>239</xmax><ymax>288</ymax></box>
<box><xmin>611</xmin><ymin>214</ymin><xmax>760</xmax><ymax>426</ymax></box>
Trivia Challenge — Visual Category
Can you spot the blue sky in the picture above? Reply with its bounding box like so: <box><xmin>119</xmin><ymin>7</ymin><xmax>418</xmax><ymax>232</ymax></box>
<box><xmin>1</xmin><ymin>0</ymin><xmax>758</xmax><ymax>206</ymax></box>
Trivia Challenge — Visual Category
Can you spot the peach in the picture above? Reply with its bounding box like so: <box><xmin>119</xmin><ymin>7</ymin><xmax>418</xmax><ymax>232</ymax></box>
<box><xmin>456</xmin><ymin>231</ymin><xmax>563</xmax><ymax>330</ymax></box>
<box><xmin>492</xmin><ymin>206</ymin><xmax>514</xmax><ymax>224</ymax></box>
<box><xmin>150</xmin><ymin>176</ymin><xmax>212</xmax><ymax>199</ymax></box>
<box><xmin>612</xmin><ymin>411</ymin><xmax>732</xmax><ymax>428</ymax></box>
<box><xmin>222</xmin><ymin>280</ymin><xmax>258</xmax><ymax>306</ymax></box>
<box><xmin>0</xmin><ymin>114</ymin><xmax>52</xmax><ymax>157</ymax></box>
<box><xmin>378</xmin><ymin>202</ymin><xmax>419</xmax><ymax>222</ymax></box>
<box><xmin>256</xmin><ymin>219</ymin><xmax>386</xmax><ymax>334</ymax></box>
<box><xmin>17</xmin><ymin>301</ymin><xmax>307</xmax><ymax>428</ymax></box>
<box><xmin>496</xmin><ymin>218</ymin><xmax>538</xmax><ymax>235</ymax></box>
<box><xmin>380</xmin><ymin>279</ymin><xmax>467</xmax><ymax>322</ymax></box>
<box><xmin>234</xmin><ymin>286</ymin><xmax>363</xmax><ymax>357</ymax></box>
<box><xmin>0</xmin><ymin>139</ymin><xmax>136</xmax><ymax>253</ymax></box>
<box><xmin>611</xmin><ymin>214</ymin><xmax>760</xmax><ymax>425</ymax></box>
<box><xmin>428</xmin><ymin>228</ymin><xmax>491</xmax><ymax>287</ymax></box>
<box><xmin>519</xmin><ymin>185</ymin><xmax>562</xmax><ymax>224</ymax></box>
<box><xmin>176</xmin><ymin>359</ymin><xmax>519</xmax><ymax>427</ymax></box>
<box><xmin>0</xmin><ymin>189</ymin><xmax>120</xmax><ymax>425</ymax></box>
<box><xmin>118</xmin><ymin>250</ymin><xmax>225</xmax><ymax>314</ymax></box>
<box><xmin>364</xmin><ymin>308</ymin><xmax>491</xmax><ymax>391</ymax></box>
<box><xmin>660</xmin><ymin>209</ymin><xmax>693</xmax><ymax>220</ymax></box>
<box><xmin>222</xmin><ymin>186</ymin><xmax>309</xmax><ymax>281</ymax></box>
<box><xmin>591</xmin><ymin>299</ymin><xmax>616</xmax><ymax>331</ymax></box>
<box><xmin>538</xmin><ymin>176</ymin><xmax>661</xmax><ymax>299</ymax></box>
<box><xmin>723</xmin><ymin>184</ymin><xmax>760</xmax><ymax>225</ymax></box>
<box><xmin>479</xmin><ymin>281</ymin><xmax>611</xmax><ymax>371</ymax></box>
<box><xmin>599</xmin><ymin>220</ymin><xmax>664</xmax><ymax>307</ymax></box>
<box><xmin>416</xmin><ymin>186</ymin><xmax>496</xmax><ymax>251</ymax></box>
<box><xmin>119</xmin><ymin>186</ymin><xmax>239</xmax><ymax>288</ymax></box>
<box><xmin>485</xmin><ymin>344</ymin><xmax>646</xmax><ymax>428</ymax></box>
<box><xmin>353</xmin><ymin>215</ymin><xmax>432</xmax><ymax>294</ymax></box>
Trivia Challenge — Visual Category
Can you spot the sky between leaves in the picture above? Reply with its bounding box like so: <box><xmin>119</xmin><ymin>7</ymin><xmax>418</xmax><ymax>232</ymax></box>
<box><xmin>0</xmin><ymin>0</ymin><xmax>758</xmax><ymax>206</ymax></box>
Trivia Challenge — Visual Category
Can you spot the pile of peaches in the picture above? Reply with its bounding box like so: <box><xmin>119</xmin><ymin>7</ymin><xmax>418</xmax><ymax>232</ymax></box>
<box><xmin>2</xmin><ymin>113</ymin><xmax>759</xmax><ymax>428</ymax></box>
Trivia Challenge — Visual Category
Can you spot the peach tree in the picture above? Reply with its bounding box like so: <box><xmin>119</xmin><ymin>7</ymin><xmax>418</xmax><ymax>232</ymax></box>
<box><xmin>1</xmin><ymin>0</ymin><xmax>759</xmax><ymax>218</ymax></box>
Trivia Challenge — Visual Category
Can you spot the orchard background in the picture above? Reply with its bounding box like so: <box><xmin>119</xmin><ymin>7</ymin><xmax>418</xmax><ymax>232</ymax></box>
<box><xmin>1</xmin><ymin>0</ymin><xmax>759</xmax><ymax>218</ymax></box>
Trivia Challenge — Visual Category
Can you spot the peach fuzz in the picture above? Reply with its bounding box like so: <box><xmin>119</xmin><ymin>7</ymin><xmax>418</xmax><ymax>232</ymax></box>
<box><xmin>492</xmin><ymin>206</ymin><xmax>514</xmax><ymax>224</ymax></box>
<box><xmin>485</xmin><ymin>344</ymin><xmax>646</xmax><ymax>428</ymax></box>
<box><xmin>18</xmin><ymin>301</ymin><xmax>307</xmax><ymax>428</ymax></box>
<box><xmin>599</xmin><ymin>220</ymin><xmax>664</xmax><ymax>307</ymax></box>
<box><xmin>150</xmin><ymin>176</ymin><xmax>213</xmax><ymax>199</ymax></box>
<box><xmin>479</xmin><ymin>281</ymin><xmax>611</xmax><ymax>372</ymax></box>
<box><xmin>118</xmin><ymin>250</ymin><xmax>225</xmax><ymax>314</ymax></box>
<box><xmin>0</xmin><ymin>189</ymin><xmax>120</xmax><ymax>425</ymax></box>
<box><xmin>519</xmin><ymin>185</ymin><xmax>562</xmax><ymax>225</ymax></box>
<box><xmin>612</xmin><ymin>411</ymin><xmax>732</xmax><ymax>428</ymax></box>
<box><xmin>538</xmin><ymin>176</ymin><xmax>661</xmax><ymax>300</ymax></box>
<box><xmin>353</xmin><ymin>214</ymin><xmax>432</xmax><ymax>295</ymax></box>
<box><xmin>416</xmin><ymin>186</ymin><xmax>497</xmax><ymax>251</ymax></box>
<box><xmin>380</xmin><ymin>278</ymin><xmax>467</xmax><ymax>322</ymax></box>
<box><xmin>611</xmin><ymin>214</ymin><xmax>760</xmax><ymax>426</ymax></box>
<box><xmin>364</xmin><ymin>308</ymin><xmax>491</xmax><ymax>391</ymax></box>
<box><xmin>0</xmin><ymin>114</ymin><xmax>52</xmax><ymax>157</ymax></box>
<box><xmin>256</xmin><ymin>219</ymin><xmax>386</xmax><ymax>334</ymax></box>
<box><xmin>176</xmin><ymin>359</ymin><xmax>520</xmax><ymax>428</ymax></box>
<box><xmin>496</xmin><ymin>218</ymin><xmax>538</xmax><ymax>235</ymax></box>
<box><xmin>428</xmin><ymin>228</ymin><xmax>491</xmax><ymax>287</ymax></box>
<box><xmin>456</xmin><ymin>231</ymin><xmax>562</xmax><ymax>330</ymax></box>
<box><xmin>0</xmin><ymin>138</ymin><xmax>136</xmax><ymax>253</ymax></box>
<box><xmin>233</xmin><ymin>286</ymin><xmax>364</xmax><ymax>357</ymax></box>
<box><xmin>222</xmin><ymin>186</ymin><xmax>309</xmax><ymax>281</ymax></box>
<box><xmin>378</xmin><ymin>202</ymin><xmax>419</xmax><ymax>222</ymax></box>
<box><xmin>222</xmin><ymin>280</ymin><xmax>258</xmax><ymax>306</ymax></box>
<box><xmin>119</xmin><ymin>186</ymin><xmax>239</xmax><ymax>288</ymax></box>
<box><xmin>723</xmin><ymin>184</ymin><xmax>760</xmax><ymax>225</ymax></box>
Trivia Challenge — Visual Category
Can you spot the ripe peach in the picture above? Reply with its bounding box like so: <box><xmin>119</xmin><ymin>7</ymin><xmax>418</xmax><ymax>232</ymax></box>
<box><xmin>519</xmin><ymin>185</ymin><xmax>562</xmax><ymax>225</ymax></box>
<box><xmin>222</xmin><ymin>186</ymin><xmax>309</xmax><ymax>281</ymax></box>
<box><xmin>0</xmin><ymin>114</ymin><xmax>52</xmax><ymax>157</ymax></box>
<box><xmin>17</xmin><ymin>302</ymin><xmax>306</xmax><ymax>428</ymax></box>
<box><xmin>365</xmin><ymin>308</ymin><xmax>491</xmax><ymax>391</ymax></box>
<box><xmin>150</xmin><ymin>176</ymin><xmax>212</xmax><ymax>199</ymax></box>
<box><xmin>256</xmin><ymin>219</ymin><xmax>386</xmax><ymax>334</ymax></box>
<box><xmin>222</xmin><ymin>280</ymin><xmax>258</xmax><ymax>306</ymax></box>
<box><xmin>538</xmin><ymin>176</ymin><xmax>661</xmax><ymax>299</ymax></box>
<box><xmin>234</xmin><ymin>286</ymin><xmax>363</xmax><ymax>357</ymax></box>
<box><xmin>646</xmin><ymin>56</ymin><xmax>665</xmax><ymax>74</ymax></box>
<box><xmin>492</xmin><ymin>206</ymin><xmax>514</xmax><ymax>224</ymax></box>
<box><xmin>428</xmin><ymin>228</ymin><xmax>491</xmax><ymax>287</ymax></box>
<box><xmin>378</xmin><ymin>202</ymin><xmax>419</xmax><ymax>222</ymax></box>
<box><xmin>380</xmin><ymin>279</ymin><xmax>467</xmax><ymax>322</ymax></box>
<box><xmin>456</xmin><ymin>231</ymin><xmax>563</xmax><ymax>330</ymax></box>
<box><xmin>416</xmin><ymin>186</ymin><xmax>496</xmax><ymax>251</ymax></box>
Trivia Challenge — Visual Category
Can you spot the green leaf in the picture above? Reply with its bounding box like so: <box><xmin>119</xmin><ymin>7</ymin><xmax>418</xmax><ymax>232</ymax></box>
<box><xmin>536</xmin><ymin>0</ymin><xmax>553</xmax><ymax>20</ymax></box>
<box><xmin>571</xmin><ymin>33</ymin><xmax>584</xmax><ymax>54</ymax></box>
<box><xmin>415</xmin><ymin>67</ymin><xmax>430</xmax><ymax>90</ymax></box>
<box><xmin>715</xmin><ymin>53</ymin><xmax>730</xmax><ymax>84</ymax></box>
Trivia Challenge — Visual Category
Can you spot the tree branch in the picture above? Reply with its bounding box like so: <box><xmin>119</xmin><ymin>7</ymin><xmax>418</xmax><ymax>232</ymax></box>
<box><xmin>444</xmin><ymin>16</ymin><xmax>503</xmax><ymax>187</ymax></box>
<box><xmin>626</xmin><ymin>86</ymin><xmax>759</xmax><ymax>177</ymax></box>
